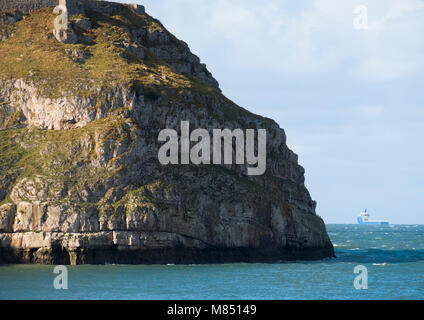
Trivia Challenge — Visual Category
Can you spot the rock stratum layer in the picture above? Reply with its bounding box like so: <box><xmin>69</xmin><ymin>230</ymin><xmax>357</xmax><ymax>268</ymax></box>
<box><xmin>0</xmin><ymin>2</ymin><xmax>334</xmax><ymax>264</ymax></box>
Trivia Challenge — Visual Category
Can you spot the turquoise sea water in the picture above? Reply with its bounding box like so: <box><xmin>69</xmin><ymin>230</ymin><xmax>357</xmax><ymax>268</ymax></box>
<box><xmin>0</xmin><ymin>224</ymin><xmax>423</xmax><ymax>300</ymax></box>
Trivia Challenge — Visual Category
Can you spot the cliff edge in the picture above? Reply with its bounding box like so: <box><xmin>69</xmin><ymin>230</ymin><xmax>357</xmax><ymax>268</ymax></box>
<box><xmin>0</xmin><ymin>1</ymin><xmax>334</xmax><ymax>264</ymax></box>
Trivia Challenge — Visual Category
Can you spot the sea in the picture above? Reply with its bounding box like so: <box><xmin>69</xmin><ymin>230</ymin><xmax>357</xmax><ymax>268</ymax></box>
<box><xmin>0</xmin><ymin>224</ymin><xmax>423</xmax><ymax>300</ymax></box>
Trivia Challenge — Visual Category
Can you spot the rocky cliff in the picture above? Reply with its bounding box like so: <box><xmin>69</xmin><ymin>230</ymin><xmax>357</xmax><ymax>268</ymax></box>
<box><xmin>0</xmin><ymin>1</ymin><xmax>334</xmax><ymax>264</ymax></box>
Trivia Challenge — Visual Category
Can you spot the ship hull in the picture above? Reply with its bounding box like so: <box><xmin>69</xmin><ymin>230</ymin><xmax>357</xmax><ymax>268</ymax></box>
<box><xmin>357</xmin><ymin>217</ymin><xmax>389</xmax><ymax>225</ymax></box>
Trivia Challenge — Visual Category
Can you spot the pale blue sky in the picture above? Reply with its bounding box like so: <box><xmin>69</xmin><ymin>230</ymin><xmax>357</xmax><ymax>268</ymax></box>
<box><xmin>118</xmin><ymin>0</ymin><xmax>424</xmax><ymax>224</ymax></box>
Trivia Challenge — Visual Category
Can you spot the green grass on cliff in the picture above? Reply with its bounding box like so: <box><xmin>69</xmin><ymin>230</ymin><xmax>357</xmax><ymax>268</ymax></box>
<box><xmin>0</xmin><ymin>7</ymin><xmax>216</xmax><ymax>99</ymax></box>
<box><xmin>0</xmin><ymin>112</ymin><xmax>133</xmax><ymax>190</ymax></box>
<box><xmin>0</xmin><ymin>129</ymin><xmax>27</xmax><ymax>175</ymax></box>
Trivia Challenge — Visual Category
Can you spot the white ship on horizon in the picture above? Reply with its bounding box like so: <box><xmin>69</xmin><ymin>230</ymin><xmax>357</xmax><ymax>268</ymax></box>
<box><xmin>357</xmin><ymin>209</ymin><xmax>389</xmax><ymax>225</ymax></box>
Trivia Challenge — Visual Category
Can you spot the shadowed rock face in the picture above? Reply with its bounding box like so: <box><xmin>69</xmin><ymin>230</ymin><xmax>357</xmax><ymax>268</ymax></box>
<box><xmin>0</xmin><ymin>2</ymin><xmax>334</xmax><ymax>265</ymax></box>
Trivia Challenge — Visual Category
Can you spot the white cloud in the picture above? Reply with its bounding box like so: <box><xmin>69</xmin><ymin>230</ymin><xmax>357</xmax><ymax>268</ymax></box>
<box><xmin>356</xmin><ymin>105</ymin><xmax>384</xmax><ymax>117</ymax></box>
<box><xmin>370</xmin><ymin>0</ymin><xmax>424</xmax><ymax>31</ymax></box>
<box><xmin>141</xmin><ymin>0</ymin><xmax>424</xmax><ymax>82</ymax></box>
<box><xmin>352</xmin><ymin>57</ymin><xmax>414</xmax><ymax>82</ymax></box>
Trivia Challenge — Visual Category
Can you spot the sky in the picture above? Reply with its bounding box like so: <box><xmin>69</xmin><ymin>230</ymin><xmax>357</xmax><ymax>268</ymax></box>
<box><xmin>117</xmin><ymin>0</ymin><xmax>424</xmax><ymax>224</ymax></box>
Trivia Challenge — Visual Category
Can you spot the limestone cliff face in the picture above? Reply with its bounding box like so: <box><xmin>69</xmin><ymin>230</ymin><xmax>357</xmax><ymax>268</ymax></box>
<box><xmin>0</xmin><ymin>2</ymin><xmax>334</xmax><ymax>264</ymax></box>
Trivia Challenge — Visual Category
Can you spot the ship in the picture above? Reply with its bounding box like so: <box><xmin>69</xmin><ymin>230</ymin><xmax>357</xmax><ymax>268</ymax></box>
<box><xmin>357</xmin><ymin>209</ymin><xmax>389</xmax><ymax>225</ymax></box>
